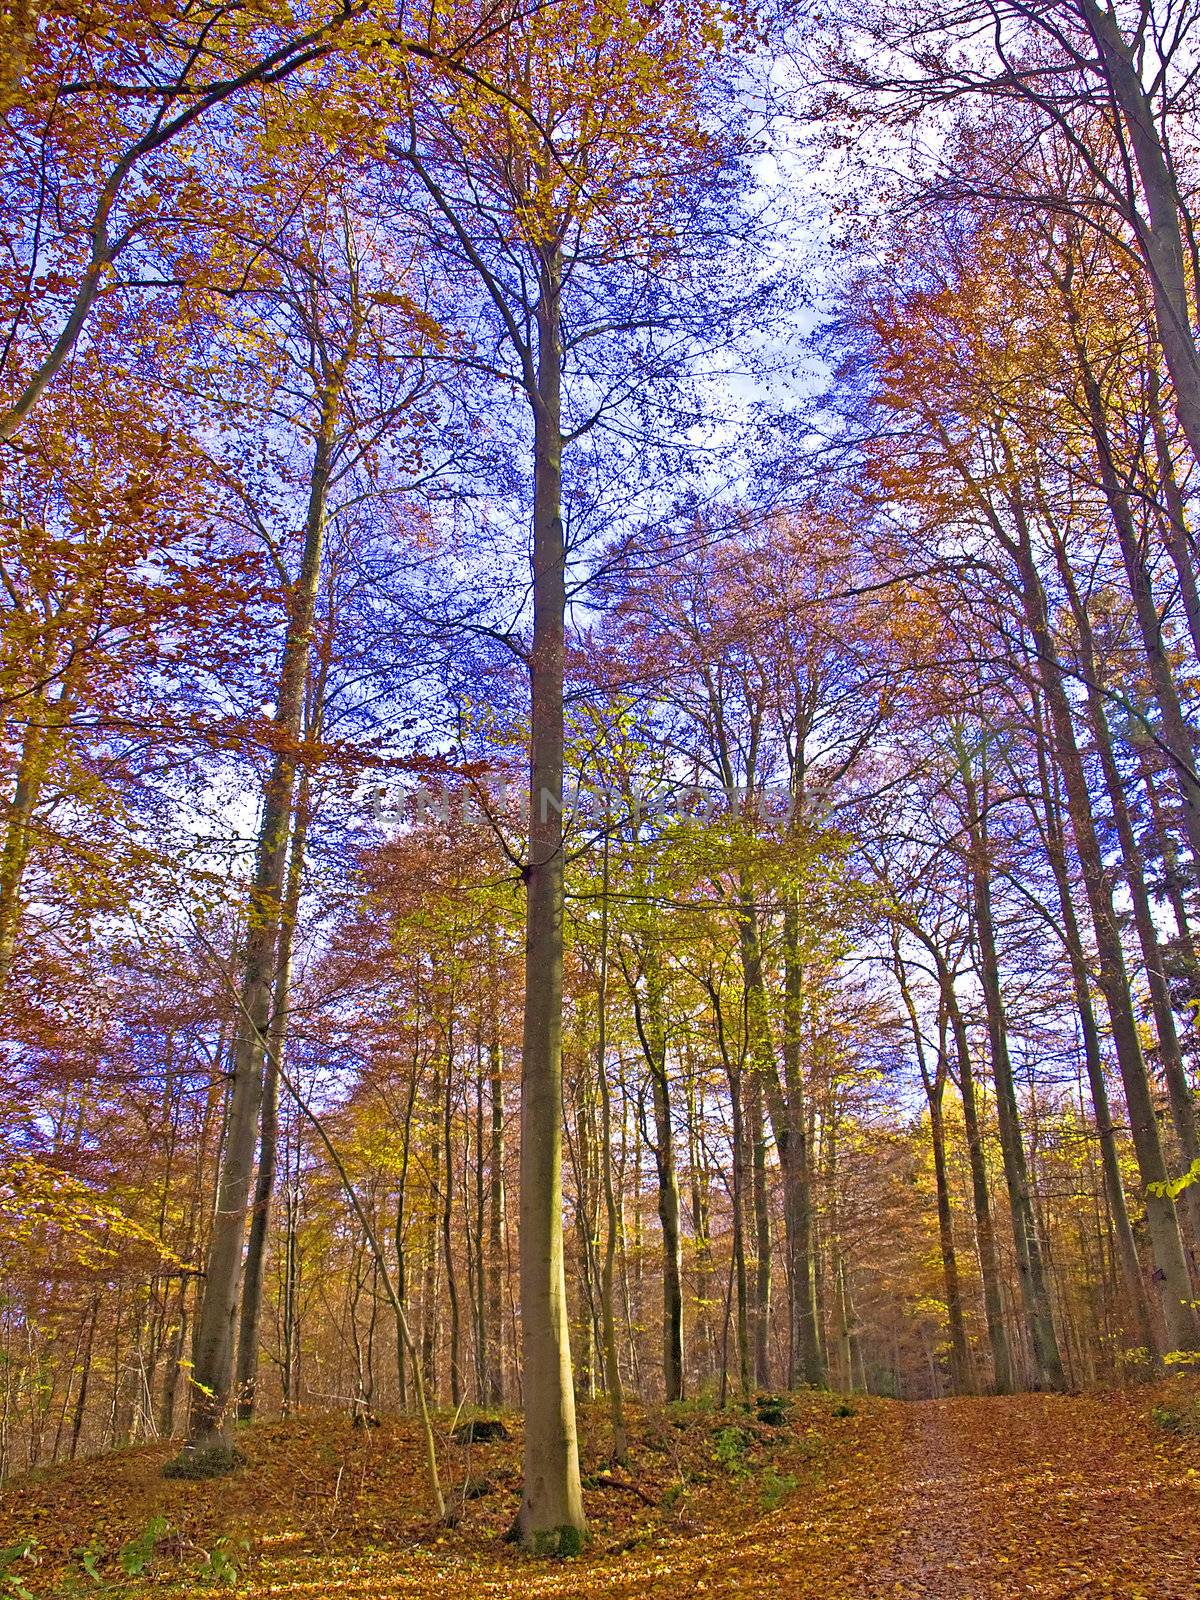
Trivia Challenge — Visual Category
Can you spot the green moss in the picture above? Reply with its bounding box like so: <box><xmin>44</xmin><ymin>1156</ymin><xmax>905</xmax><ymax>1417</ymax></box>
<box><xmin>530</xmin><ymin>1523</ymin><xmax>586</xmax><ymax>1558</ymax></box>
<box><xmin>161</xmin><ymin>1443</ymin><xmax>246</xmax><ymax>1480</ymax></box>
<box><xmin>1151</xmin><ymin>1399</ymin><xmax>1200</xmax><ymax>1436</ymax></box>
<box><xmin>553</xmin><ymin>1522</ymin><xmax>586</xmax><ymax>1559</ymax></box>
<box><xmin>755</xmin><ymin>1393</ymin><xmax>791</xmax><ymax>1426</ymax></box>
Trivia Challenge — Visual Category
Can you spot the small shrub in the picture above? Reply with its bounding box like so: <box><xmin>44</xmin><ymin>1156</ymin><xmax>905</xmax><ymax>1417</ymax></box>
<box><xmin>759</xmin><ymin>1465</ymin><xmax>799</xmax><ymax>1511</ymax></box>
<box><xmin>71</xmin><ymin>1537</ymin><xmax>110</xmax><ymax>1589</ymax></box>
<box><xmin>712</xmin><ymin>1423</ymin><xmax>752</xmax><ymax>1478</ymax></box>
<box><xmin>162</xmin><ymin>1443</ymin><xmax>246</xmax><ymax>1480</ymax></box>
<box><xmin>196</xmin><ymin>1536</ymin><xmax>250</xmax><ymax>1588</ymax></box>
<box><xmin>832</xmin><ymin>1399</ymin><xmax>857</xmax><ymax>1418</ymax></box>
<box><xmin>119</xmin><ymin>1516</ymin><xmax>170</xmax><ymax>1578</ymax></box>
<box><xmin>0</xmin><ymin>1539</ymin><xmax>37</xmax><ymax>1600</ymax></box>
<box><xmin>755</xmin><ymin>1393</ymin><xmax>790</xmax><ymax>1426</ymax></box>
<box><xmin>1151</xmin><ymin>1399</ymin><xmax>1200</xmax><ymax>1436</ymax></box>
<box><xmin>666</xmin><ymin>1391</ymin><xmax>719</xmax><ymax>1424</ymax></box>
<box><xmin>660</xmin><ymin>1478</ymin><xmax>690</xmax><ymax>1512</ymax></box>
<box><xmin>451</xmin><ymin>1417</ymin><xmax>510</xmax><ymax>1445</ymax></box>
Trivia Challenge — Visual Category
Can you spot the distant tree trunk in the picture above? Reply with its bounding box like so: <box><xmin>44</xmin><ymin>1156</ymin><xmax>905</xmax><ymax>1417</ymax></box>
<box><xmin>964</xmin><ymin>772</ymin><xmax>1066</xmax><ymax>1392</ymax></box>
<box><xmin>442</xmin><ymin>1037</ymin><xmax>464</xmax><ymax>1409</ymax></box>
<box><xmin>780</xmin><ymin>903</ymin><xmax>823</xmax><ymax>1387</ymax></box>
<box><xmin>748</xmin><ymin>1070</ymin><xmax>772</xmax><ymax>1389</ymax></box>
<box><xmin>422</xmin><ymin>1056</ymin><xmax>442</xmax><ymax>1395</ymax></box>
<box><xmin>730</xmin><ymin>1063</ymin><xmax>752</xmax><ymax>1401</ymax></box>
<box><xmin>707</xmin><ymin>974</ymin><xmax>751</xmax><ymax>1402</ymax></box>
<box><xmin>281</xmin><ymin>1138</ymin><xmax>301</xmax><ymax>1415</ymax></box>
<box><xmin>69</xmin><ymin>1294</ymin><xmax>100</xmax><ymax>1461</ymax></box>
<box><xmin>630</xmin><ymin>965</ymin><xmax>684</xmax><ymax>1402</ymax></box>
<box><xmin>685</xmin><ymin>1070</ymin><xmax>716</xmax><ymax>1387</ymax></box>
<box><xmin>926</xmin><ymin>939</ymin><xmax>1014</xmax><ymax>1394</ymax></box>
<box><xmin>892</xmin><ymin>940</ymin><xmax>973</xmax><ymax>1393</ymax></box>
<box><xmin>472</xmin><ymin>1048</ymin><xmax>488</xmax><ymax>1404</ymax></box>
<box><xmin>486</xmin><ymin>1036</ymin><xmax>506</xmax><ymax>1406</ymax></box>
<box><xmin>394</xmin><ymin>1055</ymin><xmax>420</xmax><ymax>1412</ymax></box>
<box><xmin>572</xmin><ymin>1064</ymin><xmax>599</xmax><ymax>1401</ymax></box>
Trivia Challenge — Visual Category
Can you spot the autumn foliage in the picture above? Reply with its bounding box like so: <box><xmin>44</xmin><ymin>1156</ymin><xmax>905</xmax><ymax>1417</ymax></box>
<box><xmin>3</xmin><ymin>0</ymin><xmax>1200</xmax><ymax>1593</ymax></box>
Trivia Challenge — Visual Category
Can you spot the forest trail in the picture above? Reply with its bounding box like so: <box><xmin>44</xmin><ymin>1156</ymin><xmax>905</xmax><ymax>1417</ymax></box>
<box><xmin>1</xmin><ymin>1390</ymin><xmax>1198</xmax><ymax>1598</ymax></box>
<box><xmin>867</xmin><ymin>1395</ymin><xmax>1200</xmax><ymax>1599</ymax></box>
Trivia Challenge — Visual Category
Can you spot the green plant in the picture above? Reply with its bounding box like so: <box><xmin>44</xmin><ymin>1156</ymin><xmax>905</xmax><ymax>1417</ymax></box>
<box><xmin>665</xmin><ymin>1390</ymin><xmax>719</xmax><ymax>1423</ymax></box>
<box><xmin>660</xmin><ymin>1475</ymin><xmax>693</xmax><ymax>1512</ymax></box>
<box><xmin>759</xmin><ymin>1464</ymin><xmax>799</xmax><ymax>1511</ymax></box>
<box><xmin>832</xmin><ymin>1400</ymin><xmax>857</xmax><ymax>1418</ymax></box>
<box><xmin>196</xmin><ymin>1536</ymin><xmax>250</xmax><ymax>1588</ymax></box>
<box><xmin>712</xmin><ymin>1424</ymin><xmax>752</xmax><ymax>1478</ymax></box>
<box><xmin>755</xmin><ymin>1393</ymin><xmax>790</xmax><ymax>1427</ymax></box>
<box><xmin>74</xmin><ymin>1538</ymin><xmax>106</xmax><ymax>1588</ymax></box>
<box><xmin>119</xmin><ymin>1516</ymin><xmax>169</xmax><ymax>1578</ymax></box>
<box><xmin>0</xmin><ymin>1538</ymin><xmax>38</xmax><ymax>1600</ymax></box>
<box><xmin>1151</xmin><ymin>1400</ymin><xmax>1200</xmax><ymax>1436</ymax></box>
<box><xmin>162</xmin><ymin>1443</ymin><xmax>246</xmax><ymax>1480</ymax></box>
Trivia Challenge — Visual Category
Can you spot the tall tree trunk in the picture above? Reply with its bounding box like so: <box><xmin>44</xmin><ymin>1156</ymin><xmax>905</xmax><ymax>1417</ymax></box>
<box><xmin>234</xmin><ymin>772</ymin><xmax>311</xmax><ymax>1421</ymax></box>
<box><xmin>1077</xmin><ymin>0</ymin><xmax>1200</xmax><ymax>473</ymax></box>
<box><xmin>1003</xmin><ymin>497</ymin><xmax>1200</xmax><ymax>1354</ymax></box>
<box><xmin>748</xmin><ymin>1069</ymin><xmax>772</xmax><ymax>1389</ymax></box>
<box><xmin>685</xmin><ymin>1071</ymin><xmax>716</xmax><ymax>1387</ymax></box>
<box><xmin>182</xmin><ymin>429</ymin><xmax>332</xmax><ymax>1455</ymax></box>
<box><xmin>964</xmin><ymin>764</ymin><xmax>1066</xmax><ymax>1391</ymax></box>
<box><xmin>729</xmin><ymin>1061</ymin><xmax>752</xmax><ymax>1401</ymax></box>
<box><xmin>1053</xmin><ymin>547</ymin><xmax>1200</xmax><ymax>1261</ymax></box>
<box><xmin>1063</xmin><ymin>297</ymin><xmax>1200</xmax><ymax>874</ymax></box>
<box><xmin>572</xmin><ymin>1065</ymin><xmax>598</xmax><ymax>1402</ymax></box>
<box><xmin>1028</xmin><ymin>675</ymin><xmax>1161</xmax><ymax>1359</ymax></box>
<box><xmin>513</xmin><ymin>243</ymin><xmax>585</xmax><ymax>1549</ymax></box>
<box><xmin>421</xmin><ymin>1057</ymin><xmax>442</xmax><ymax>1395</ymax></box>
<box><xmin>442</xmin><ymin>1039</ymin><xmax>463</xmax><ymax>1409</ymax></box>
<box><xmin>630</xmin><ymin>965</ymin><xmax>685</xmax><ymax>1402</ymax></box>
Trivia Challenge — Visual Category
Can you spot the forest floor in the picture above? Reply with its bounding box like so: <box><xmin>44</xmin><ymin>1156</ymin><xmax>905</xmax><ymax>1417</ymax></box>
<box><xmin>1</xmin><ymin>1382</ymin><xmax>1198</xmax><ymax>1598</ymax></box>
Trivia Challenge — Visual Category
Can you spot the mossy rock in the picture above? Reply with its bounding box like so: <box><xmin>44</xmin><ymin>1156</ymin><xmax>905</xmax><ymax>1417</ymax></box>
<box><xmin>162</xmin><ymin>1443</ymin><xmax>247</xmax><ymax>1480</ymax></box>
<box><xmin>452</xmin><ymin>1417</ymin><xmax>510</xmax><ymax>1445</ymax></box>
<box><xmin>1151</xmin><ymin>1398</ymin><xmax>1200</xmax><ymax>1435</ymax></box>
<box><xmin>755</xmin><ymin>1393</ymin><xmax>791</xmax><ymax>1426</ymax></box>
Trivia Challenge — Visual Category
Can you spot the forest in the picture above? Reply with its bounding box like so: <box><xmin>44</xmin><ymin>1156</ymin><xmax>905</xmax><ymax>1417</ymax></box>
<box><xmin>1</xmin><ymin>1</ymin><xmax>1200</xmax><ymax>1595</ymax></box>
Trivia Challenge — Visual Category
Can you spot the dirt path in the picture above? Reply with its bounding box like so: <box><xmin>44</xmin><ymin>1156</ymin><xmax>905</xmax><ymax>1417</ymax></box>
<box><xmin>3</xmin><ymin>1392</ymin><xmax>1197</xmax><ymax>1598</ymax></box>
<box><xmin>869</xmin><ymin>1394</ymin><xmax>1200</xmax><ymax>1599</ymax></box>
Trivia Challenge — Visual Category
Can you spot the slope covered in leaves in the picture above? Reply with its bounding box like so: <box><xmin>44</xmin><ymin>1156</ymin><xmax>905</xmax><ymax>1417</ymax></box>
<box><xmin>1</xmin><ymin>1386</ymin><xmax>1198</xmax><ymax>1597</ymax></box>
